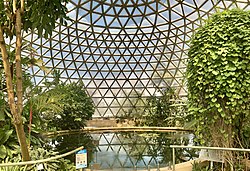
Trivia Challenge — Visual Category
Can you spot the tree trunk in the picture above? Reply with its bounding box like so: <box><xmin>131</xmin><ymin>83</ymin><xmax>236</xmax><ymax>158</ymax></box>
<box><xmin>14</xmin><ymin>123</ymin><xmax>30</xmax><ymax>161</ymax></box>
<box><xmin>16</xmin><ymin>9</ymin><xmax>24</xmax><ymax>123</ymax></box>
<box><xmin>15</xmin><ymin>9</ymin><xmax>30</xmax><ymax>161</ymax></box>
<box><xmin>0</xmin><ymin>23</ymin><xmax>30</xmax><ymax>162</ymax></box>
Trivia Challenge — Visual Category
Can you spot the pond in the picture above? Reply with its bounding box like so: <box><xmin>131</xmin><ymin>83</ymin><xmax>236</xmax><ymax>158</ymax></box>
<box><xmin>47</xmin><ymin>131</ymin><xmax>195</xmax><ymax>170</ymax></box>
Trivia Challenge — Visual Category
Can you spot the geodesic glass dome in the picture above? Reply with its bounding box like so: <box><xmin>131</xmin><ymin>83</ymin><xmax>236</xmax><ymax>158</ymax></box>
<box><xmin>23</xmin><ymin>0</ymin><xmax>250</xmax><ymax>118</ymax></box>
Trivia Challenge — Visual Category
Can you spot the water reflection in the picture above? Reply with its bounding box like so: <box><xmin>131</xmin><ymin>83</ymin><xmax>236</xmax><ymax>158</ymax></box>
<box><xmin>94</xmin><ymin>133</ymin><xmax>167</xmax><ymax>169</ymax></box>
<box><xmin>47</xmin><ymin>132</ymin><xmax>195</xmax><ymax>170</ymax></box>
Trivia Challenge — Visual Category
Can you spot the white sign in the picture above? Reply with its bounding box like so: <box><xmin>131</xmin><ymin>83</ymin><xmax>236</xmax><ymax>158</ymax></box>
<box><xmin>76</xmin><ymin>149</ymin><xmax>87</xmax><ymax>169</ymax></box>
<box><xmin>199</xmin><ymin>149</ymin><xmax>224</xmax><ymax>162</ymax></box>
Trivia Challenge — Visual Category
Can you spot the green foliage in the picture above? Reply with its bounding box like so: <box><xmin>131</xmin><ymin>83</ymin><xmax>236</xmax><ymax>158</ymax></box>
<box><xmin>120</xmin><ymin>88</ymin><xmax>187</xmax><ymax>127</ymax></box>
<box><xmin>143</xmin><ymin>88</ymin><xmax>187</xmax><ymax>127</ymax></box>
<box><xmin>0</xmin><ymin>148</ymin><xmax>76</xmax><ymax>171</ymax></box>
<box><xmin>0</xmin><ymin>157</ymin><xmax>28</xmax><ymax>171</ymax></box>
<box><xmin>24</xmin><ymin>0</ymin><xmax>70</xmax><ymax>38</ymax></box>
<box><xmin>192</xmin><ymin>161</ymin><xmax>210</xmax><ymax>171</ymax></box>
<box><xmin>0</xmin><ymin>0</ymin><xmax>69</xmax><ymax>39</ymax></box>
<box><xmin>0</xmin><ymin>0</ymin><xmax>70</xmax><ymax>163</ymax></box>
<box><xmin>48</xmin><ymin>133</ymin><xmax>95</xmax><ymax>165</ymax></box>
<box><xmin>0</xmin><ymin>68</ymin><xmax>94</xmax><ymax>167</ymax></box>
<box><xmin>41</xmin><ymin>82</ymin><xmax>94</xmax><ymax>130</ymax></box>
<box><xmin>0</xmin><ymin>125</ymin><xmax>18</xmax><ymax>160</ymax></box>
<box><xmin>187</xmin><ymin>9</ymin><xmax>250</xmax><ymax>145</ymax></box>
<box><xmin>0</xmin><ymin>91</ymin><xmax>46</xmax><ymax>162</ymax></box>
<box><xmin>0</xmin><ymin>95</ymin><xmax>20</xmax><ymax>161</ymax></box>
<box><xmin>29</xmin><ymin>147</ymin><xmax>76</xmax><ymax>170</ymax></box>
<box><xmin>0</xmin><ymin>69</ymin><xmax>93</xmax><ymax>168</ymax></box>
<box><xmin>142</xmin><ymin>89</ymin><xmax>175</xmax><ymax>126</ymax></box>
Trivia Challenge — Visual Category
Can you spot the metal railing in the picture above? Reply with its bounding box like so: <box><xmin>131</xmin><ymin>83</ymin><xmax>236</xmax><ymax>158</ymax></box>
<box><xmin>170</xmin><ymin>145</ymin><xmax>250</xmax><ymax>171</ymax></box>
<box><xmin>0</xmin><ymin>146</ymin><xmax>84</xmax><ymax>167</ymax></box>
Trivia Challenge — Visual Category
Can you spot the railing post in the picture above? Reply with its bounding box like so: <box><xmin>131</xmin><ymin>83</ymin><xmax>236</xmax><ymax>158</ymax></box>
<box><xmin>172</xmin><ymin>147</ymin><xmax>175</xmax><ymax>171</ymax></box>
<box><xmin>157</xmin><ymin>163</ymin><xmax>160</xmax><ymax>171</ymax></box>
<box><xmin>134</xmin><ymin>164</ymin><xmax>137</xmax><ymax>171</ymax></box>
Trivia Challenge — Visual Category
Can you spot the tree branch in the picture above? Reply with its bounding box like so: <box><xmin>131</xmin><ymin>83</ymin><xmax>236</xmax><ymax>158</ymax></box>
<box><xmin>0</xmin><ymin>26</ymin><xmax>17</xmax><ymax>121</ymax></box>
<box><xmin>13</xmin><ymin>0</ymin><xmax>16</xmax><ymax>13</ymax></box>
<box><xmin>21</xmin><ymin>0</ymin><xmax>24</xmax><ymax>14</ymax></box>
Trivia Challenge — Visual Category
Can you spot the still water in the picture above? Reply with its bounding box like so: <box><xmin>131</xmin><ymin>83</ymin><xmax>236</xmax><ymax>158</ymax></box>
<box><xmin>49</xmin><ymin>132</ymin><xmax>194</xmax><ymax>170</ymax></box>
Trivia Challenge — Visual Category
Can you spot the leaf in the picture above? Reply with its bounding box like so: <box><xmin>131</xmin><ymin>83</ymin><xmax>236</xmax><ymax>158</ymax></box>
<box><xmin>0</xmin><ymin>129</ymin><xmax>13</xmax><ymax>144</ymax></box>
<box><xmin>211</xmin><ymin>98</ymin><xmax>217</xmax><ymax>103</ymax></box>
<box><xmin>212</xmin><ymin>70</ymin><xmax>219</xmax><ymax>75</ymax></box>
<box><xmin>221</xmin><ymin>112</ymin><xmax>225</xmax><ymax>118</ymax></box>
<box><xmin>218</xmin><ymin>108</ymin><xmax>223</xmax><ymax>113</ymax></box>
<box><xmin>0</xmin><ymin>110</ymin><xmax>5</xmax><ymax>121</ymax></box>
<box><xmin>4</xmin><ymin>109</ymin><xmax>12</xmax><ymax>119</ymax></box>
<box><xmin>215</xmin><ymin>103</ymin><xmax>220</xmax><ymax>108</ymax></box>
<box><xmin>211</xmin><ymin>52</ymin><xmax>217</xmax><ymax>60</ymax></box>
<box><xmin>0</xmin><ymin>145</ymin><xmax>7</xmax><ymax>159</ymax></box>
<box><xmin>184</xmin><ymin>120</ymin><xmax>197</xmax><ymax>129</ymax></box>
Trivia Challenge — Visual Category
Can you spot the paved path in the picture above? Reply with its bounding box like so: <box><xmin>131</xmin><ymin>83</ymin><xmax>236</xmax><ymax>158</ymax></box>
<box><xmin>85</xmin><ymin>159</ymin><xmax>207</xmax><ymax>171</ymax></box>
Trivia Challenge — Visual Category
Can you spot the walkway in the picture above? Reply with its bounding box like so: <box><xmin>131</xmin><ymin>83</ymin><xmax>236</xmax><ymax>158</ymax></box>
<box><xmin>85</xmin><ymin>159</ymin><xmax>207</xmax><ymax>171</ymax></box>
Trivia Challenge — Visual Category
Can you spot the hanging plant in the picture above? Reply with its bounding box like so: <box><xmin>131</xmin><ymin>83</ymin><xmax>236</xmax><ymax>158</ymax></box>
<box><xmin>187</xmin><ymin>8</ymin><xmax>250</xmax><ymax>169</ymax></box>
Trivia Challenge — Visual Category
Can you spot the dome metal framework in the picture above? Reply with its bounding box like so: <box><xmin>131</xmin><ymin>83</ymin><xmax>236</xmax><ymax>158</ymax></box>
<box><xmin>23</xmin><ymin>0</ymin><xmax>250</xmax><ymax>118</ymax></box>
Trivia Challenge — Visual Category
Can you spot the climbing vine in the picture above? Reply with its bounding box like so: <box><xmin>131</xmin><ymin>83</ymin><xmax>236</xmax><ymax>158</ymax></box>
<box><xmin>187</xmin><ymin>9</ymin><xmax>250</xmax><ymax>168</ymax></box>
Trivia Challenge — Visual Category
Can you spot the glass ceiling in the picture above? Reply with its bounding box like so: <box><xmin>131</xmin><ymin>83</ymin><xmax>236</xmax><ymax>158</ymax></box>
<box><xmin>23</xmin><ymin>0</ymin><xmax>250</xmax><ymax>118</ymax></box>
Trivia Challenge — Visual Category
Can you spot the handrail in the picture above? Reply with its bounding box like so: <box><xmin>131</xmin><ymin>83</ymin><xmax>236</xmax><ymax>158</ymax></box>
<box><xmin>170</xmin><ymin>145</ymin><xmax>250</xmax><ymax>152</ymax></box>
<box><xmin>0</xmin><ymin>146</ymin><xmax>84</xmax><ymax>167</ymax></box>
<box><xmin>170</xmin><ymin>145</ymin><xmax>250</xmax><ymax>171</ymax></box>
<box><xmin>42</xmin><ymin>126</ymin><xmax>193</xmax><ymax>137</ymax></box>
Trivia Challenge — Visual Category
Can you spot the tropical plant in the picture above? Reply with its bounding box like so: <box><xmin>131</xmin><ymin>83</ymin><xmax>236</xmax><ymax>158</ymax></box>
<box><xmin>0</xmin><ymin>148</ymin><xmax>76</xmax><ymax>171</ymax></box>
<box><xmin>0</xmin><ymin>0</ymin><xmax>69</xmax><ymax>160</ymax></box>
<box><xmin>192</xmin><ymin>161</ymin><xmax>210</xmax><ymax>171</ymax></box>
<box><xmin>0</xmin><ymin>45</ymin><xmax>57</xmax><ymax>161</ymax></box>
<box><xmin>187</xmin><ymin>9</ymin><xmax>250</xmax><ymax>170</ymax></box>
<box><xmin>29</xmin><ymin>147</ymin><xmax>76</xmax><ymax>171</ymax></box>
<box><xmin>119</xmin><ymin>87</ymin><xmax>187</xmax><ymax>127</ymax></box>
<box><xmin>48</xmin><ymin>133</ymin><xmax>95</xmax><ymax>165</ymax></box>
<box><xmin>0</xmin><ymin>157</ymin><xmax>28</xmax><ymax>171</ymax></box>
<box><xmin>143</xmin><ymin>88</ymin><xmax>187</xmax><ymax>127</ymax></box>
<box><xmin>40</xmin><ymin>81</ymin><xmax>94</xmax><ymax>131</ymax></box>
<box><xmin>0</xmin><ymin>70</ymin><xmax>31</xmax><ymax>161</ymax></box>
<box><xmin>0</xmin><ymin>78</ymin><xmax>94</xmax><ymax>168</ymax></box>
<box><xmin>0</xmin><ymin>72</ymin><xmax>57</xmax><ymax>162</ymax></box>
<box><xmin>0</xmin><ymin>123</ymin><xmax>20</xmax><ymax>161</ymax></box>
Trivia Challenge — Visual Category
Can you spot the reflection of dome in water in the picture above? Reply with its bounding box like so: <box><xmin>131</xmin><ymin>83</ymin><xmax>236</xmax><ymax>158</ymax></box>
<box><xmin>25</xmin><ymin>0</ymin><xmax>250</xmax><ymax>118</ymax></box>
<box><xmin>92</xmin><ymin>132</ymin><xmax>168</xmax><ymax>169</ymax></box>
